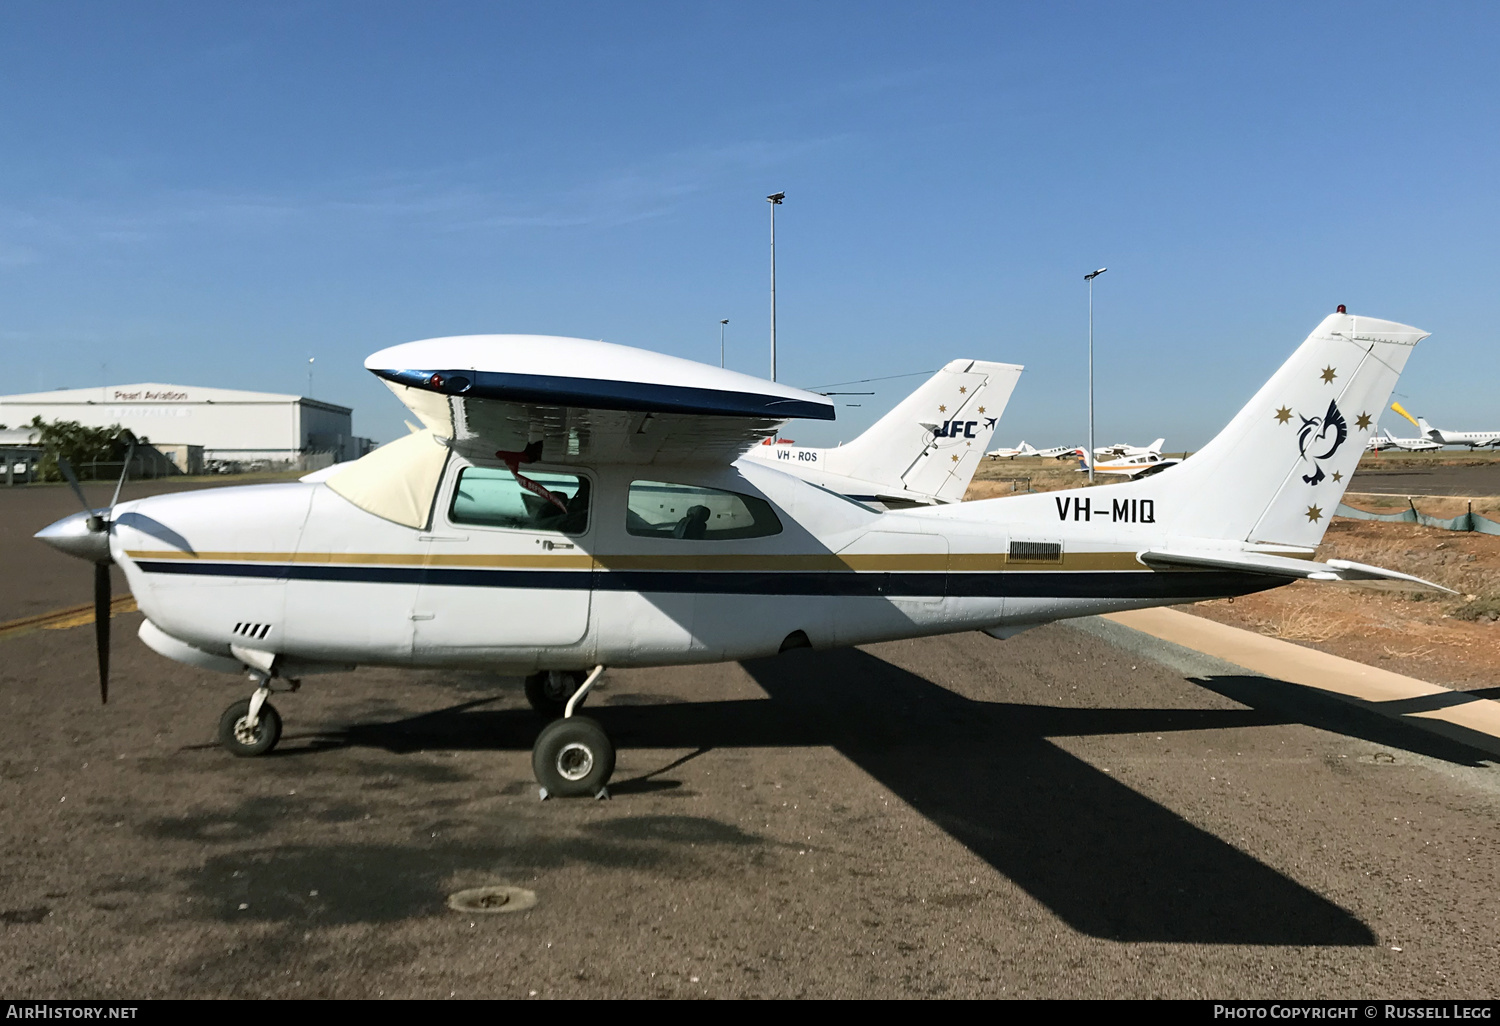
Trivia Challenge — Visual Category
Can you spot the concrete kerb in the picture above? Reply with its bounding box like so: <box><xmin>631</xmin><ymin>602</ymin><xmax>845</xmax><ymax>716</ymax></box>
<box><xmin>1071</xmin><ymin>608</ymin><xmax>1500</xmax><ymax>767</ymax></box>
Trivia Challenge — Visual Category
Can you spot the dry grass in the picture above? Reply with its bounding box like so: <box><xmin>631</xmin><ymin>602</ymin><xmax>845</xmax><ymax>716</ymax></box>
<box><xmin>1263</xmin><ymin>601</ymin><xmax>1345</xmax><ymax>642</ymax></box>
<box><xmin>1184</xmin><ymin>517</ymin><xmax>1500</xmax><ymax>688</ymax></box>
<box><xmin>1357</xmin><ymin>450</ymin><xmax>1500</xmax><ymax>470</ymax></box>
<box><xmin>1342</xmin><ymin>492</ymin><xmax>1500</xmax><ymax>520</ymax></box>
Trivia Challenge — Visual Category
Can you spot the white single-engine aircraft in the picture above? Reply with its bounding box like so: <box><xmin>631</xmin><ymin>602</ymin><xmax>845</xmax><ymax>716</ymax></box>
<box><xmin>744</xmin><ymin>359</ymin><xmax>1022</xmax><ymax>508</ymax></box>
<box><xmin>1083</xmin><ymin>449</ymin><xmax>1183</xmax><ymax>478</ymax></box>
<box><xmin>1093</xmin><ymin>438</ymin><xmax>1166</xmax><ymax>460</ymax></box>
<box><xmin>986</xmin><ymin>441</ymin><xmax>1081</xmax><ymax>460</ymax></box>
<box><xmin>37</xmin><ymin>312</ymin><xmax>1450</xmax><ymax>799</ymax></box>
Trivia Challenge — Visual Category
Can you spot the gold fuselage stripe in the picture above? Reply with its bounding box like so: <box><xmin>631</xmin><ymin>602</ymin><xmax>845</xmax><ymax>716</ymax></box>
<box><xmin>124</xmin><ymin>549</ymin><xmax>1150</xmax><ymax>572</ymax></box>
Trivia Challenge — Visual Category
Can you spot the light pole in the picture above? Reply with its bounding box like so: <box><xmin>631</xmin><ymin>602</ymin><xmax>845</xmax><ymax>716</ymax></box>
<box><xmin>1083</xmin><ymin>268</ymin><xmax>1107</xmax><ymax>483</ymax></box>
<box><xmin>307</xmin><ymin>356</ymin><xmax>315</xmax><ymax>397</ymax></box>
<box><xmin>767</xmin><ymin>192</ymin><xmax>784</xmax><ymax>381</ymax></box>
<box><xmin>719</xmin><ymin>319</ymin><xmax>729</xmax><ymax>368</ymax></box>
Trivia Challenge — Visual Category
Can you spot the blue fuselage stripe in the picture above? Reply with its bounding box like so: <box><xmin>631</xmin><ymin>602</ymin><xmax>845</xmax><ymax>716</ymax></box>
<box><xmin>132</xmin><ymin>560</ymin><xmax>1274</xmax><ymax>601</ymax></box>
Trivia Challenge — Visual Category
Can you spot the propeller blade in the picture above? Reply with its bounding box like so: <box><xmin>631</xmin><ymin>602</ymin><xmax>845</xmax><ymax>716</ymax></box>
<box><xmin>56</xmin><ymin>457</ymin><xmax>93</xmax><ymax>514</ymax></box>
<box><xmin>108</xmin><ymin>435</ymin><xmax>136</xmax><ymax>512</ymax></box>
<box><xmin>94</xmin><ymin>562</ymin><xmax>110</xmax><ymax>704</ymax></box>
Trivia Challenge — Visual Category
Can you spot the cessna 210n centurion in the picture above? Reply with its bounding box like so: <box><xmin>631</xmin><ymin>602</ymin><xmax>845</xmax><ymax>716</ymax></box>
<box><xmin>37</xmin><ymin>312</ymin><xmax>1448</xmax><ymax>799</ymax></box>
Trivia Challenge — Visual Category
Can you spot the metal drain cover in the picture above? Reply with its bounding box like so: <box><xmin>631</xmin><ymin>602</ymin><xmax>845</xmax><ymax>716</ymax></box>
<box><xmin>447</xmin><ymin>886</ymin><xmax>537</xmax><ymax>914</ymax></box>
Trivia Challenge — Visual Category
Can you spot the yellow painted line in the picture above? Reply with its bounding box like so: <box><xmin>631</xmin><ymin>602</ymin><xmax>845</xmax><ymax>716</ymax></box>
<box><xmin>1105</xmin><ymin>607</ymin><xmax>1500</xmax><ymax>745</ymax></box>
<box><xmin>0</xmin><ymin>596</ymin><xmax>139</xmax><ymax>641</ymax></box>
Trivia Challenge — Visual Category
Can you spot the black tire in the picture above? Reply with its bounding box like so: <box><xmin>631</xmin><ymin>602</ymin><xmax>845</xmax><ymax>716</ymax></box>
<box><xmin>217</xmin><ymin>698</ymin><xmax>282</xmax><ymax>757</ymax></box>
<box><xmin>532</xmin><ymin>716</ymin><xmax>614</xmax><ymax>797</ymax></box>
<box><xmin>524</xmin><ymin>670</ymin><xmax>583</xmax><ymax>717</ymax></box>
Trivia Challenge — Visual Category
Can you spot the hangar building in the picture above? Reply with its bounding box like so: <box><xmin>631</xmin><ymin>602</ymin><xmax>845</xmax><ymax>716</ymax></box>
<box><xmin>0</xmin><ymin>383</ymin><xmax>373</xmax><ymax>467</ymax></box>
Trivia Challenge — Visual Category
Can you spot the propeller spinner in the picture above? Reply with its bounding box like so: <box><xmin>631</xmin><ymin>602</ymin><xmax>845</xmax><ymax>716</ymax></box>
<box><xmin>33</xmin><ymin>438</ymin><xmax>136</xmax><ymax>704</ymax></box>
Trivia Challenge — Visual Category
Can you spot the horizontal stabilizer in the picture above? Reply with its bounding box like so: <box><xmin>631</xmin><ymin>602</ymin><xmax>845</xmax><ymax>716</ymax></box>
<box><xmin>1137</xmin><ymin>549</ymin><xmax>1454</xmax><ymax>593</ymax></box>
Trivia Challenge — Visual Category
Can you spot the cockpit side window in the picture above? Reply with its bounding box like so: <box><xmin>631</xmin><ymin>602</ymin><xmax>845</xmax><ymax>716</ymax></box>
<box><xmin>450</xmin><ymin>466</ymin><xmax>590</xmax><ymax>535</ymax></box>
<box><xmin>626</xmin><ymin>480</ymin><xmax>782</xmax><ymax>540</ymax></box>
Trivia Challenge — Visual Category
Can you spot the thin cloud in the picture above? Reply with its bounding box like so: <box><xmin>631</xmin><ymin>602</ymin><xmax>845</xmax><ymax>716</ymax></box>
<box><xmin>0</xmin><ymin>134</ymin><xmax>847</xmax><ymax>263</ymax></box>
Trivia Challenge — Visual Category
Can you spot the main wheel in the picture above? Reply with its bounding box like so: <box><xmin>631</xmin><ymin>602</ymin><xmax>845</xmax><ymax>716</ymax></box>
<box><xmin>524</xmin><ymin>670</ymin><xmax>584</xmax><ymax>717</ymax></box>
<box><xmin>532</xmin><ymin>716</ymin><xmax>614</xmax><ymax>797</ymax></box>
<box><xmin>218</xmin><ymin>698</ymin><xmax>282</xmax><ymax>757</ymax></box>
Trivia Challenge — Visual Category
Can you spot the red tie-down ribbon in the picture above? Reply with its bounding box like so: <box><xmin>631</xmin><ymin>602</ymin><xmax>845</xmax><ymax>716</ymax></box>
<box><xmin>494</xmin><ymin>441</ymin><xmax>568</xmax><ymax>514</ymax></box>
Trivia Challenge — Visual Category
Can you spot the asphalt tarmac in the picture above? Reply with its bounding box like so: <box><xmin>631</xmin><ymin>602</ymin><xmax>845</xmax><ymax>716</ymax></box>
<box><xmin>3</xmin><ymin>476</ymin><xmax>1499</xmax><ymax>998</ymax></box>
<box><xmin>3</xmin><ymin>615</ymin><xmax>1500</xmax><ymax>998</ymax></box>
<box><xmin>1350</xmin><ymin>462</ymin><xmax>1500</xmax><ymax>497</ymax></box>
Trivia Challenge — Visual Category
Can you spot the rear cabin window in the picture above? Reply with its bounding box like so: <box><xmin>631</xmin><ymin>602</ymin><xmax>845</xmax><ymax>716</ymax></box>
<box><xmin>450</xmin><ymin>466</ymin><xmax>590</xmax><ymax>535</ymax></box>
<box><xmin>626</xmin><ymin>481</ymin><xmax>782</xmax><ymax>540</ymax></box>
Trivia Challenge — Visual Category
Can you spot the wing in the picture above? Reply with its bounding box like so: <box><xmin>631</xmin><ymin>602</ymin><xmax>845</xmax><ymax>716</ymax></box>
<box><xmin>366</xmin><ymin>334</ymin><xmax>835</xmax><ymax>466</ymax></box>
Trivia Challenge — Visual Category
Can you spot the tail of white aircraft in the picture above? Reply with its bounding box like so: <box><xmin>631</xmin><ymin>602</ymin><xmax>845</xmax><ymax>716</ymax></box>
<box><xmin>1159</xmin><ymin>312</ymin><xmax>1427</xmax><ymax>548</ymax></box>
<box><xmin>818</xmin><ymin>359</ymin><xmax>1022</xmax><ymax>503</ymax></box>
<box><xmin>1147</xmin><ymin>437</ymin><xmax>1165</xmax><ymax>453</ymax></box>
<box><xmin>960</xmin><ymin>313</ymin><xmax>1428</xmax><ymax>553</ymax></box>
<box><xmin>1416</xmin><ymin>416</ymin><xmax>1440</xmax><ymax>440</ymax></box>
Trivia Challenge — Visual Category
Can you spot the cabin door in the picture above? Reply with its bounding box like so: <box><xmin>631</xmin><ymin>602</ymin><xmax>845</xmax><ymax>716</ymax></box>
<box><xmin>412</xmin><ymin>462</ymin><xmax>593</xmax><ymax>655</ymax></box>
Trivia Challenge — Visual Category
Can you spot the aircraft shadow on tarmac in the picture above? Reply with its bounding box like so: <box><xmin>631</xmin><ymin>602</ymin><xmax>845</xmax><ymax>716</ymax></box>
<box><xmin>299</xmin><ymin>644</ymin><xmax>1500</xmax><ymax>948</ymax></box>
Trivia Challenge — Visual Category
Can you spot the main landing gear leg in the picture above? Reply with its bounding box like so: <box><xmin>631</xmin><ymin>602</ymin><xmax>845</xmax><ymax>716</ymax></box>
<box><xmin>533</xmin><ymin>665</ymin><xmax>613</xmax><ymax>800</ymax></box>
<box><xmin>523</xmin><ymin>669</ymin><xmax>588</xmax><ymax>718</ymax></box>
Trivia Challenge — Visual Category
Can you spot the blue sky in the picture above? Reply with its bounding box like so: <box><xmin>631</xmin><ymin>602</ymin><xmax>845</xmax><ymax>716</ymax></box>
<box><xmin>2</xmin><ymin>2</ymin><xmax>1497</xmax><ymax>447</ymax></box>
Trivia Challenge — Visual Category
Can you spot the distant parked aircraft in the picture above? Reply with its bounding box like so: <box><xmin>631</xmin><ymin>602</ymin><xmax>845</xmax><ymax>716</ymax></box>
<box><xmin>1081</xmin><ymin>448</ymin><xmax>1183</xmax><ymax>478</ymax></box>
<box><xmin>1390</xmin><ymin>401</ymin><xmax>1499</xmax><ymax>450</ymax></box>
<box><xmin>1366</xmin><ymin>428</ymin><xmax>1441</xmax><ymax>453</ymax></box>
<box><xmin>1093</xmin><ymin>438</ymin><xmax>1166</xmax><ymax>460</ymax></box>
<box><xmin>986</xmin><ymin>441</ymin><xmax>1081</xmax><ymax>460</ymax></box>
<box><xmin>1416</xmin><ymin>418</ymin><xmax>1500</xmax><ymax>450</ymax></box>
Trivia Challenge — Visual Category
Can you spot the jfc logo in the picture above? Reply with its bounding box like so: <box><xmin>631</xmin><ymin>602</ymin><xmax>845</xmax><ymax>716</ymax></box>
<box><xmin>933</xmin><ymin>420</ymin><xmax>979</xmax><ymax>439</ymax></box>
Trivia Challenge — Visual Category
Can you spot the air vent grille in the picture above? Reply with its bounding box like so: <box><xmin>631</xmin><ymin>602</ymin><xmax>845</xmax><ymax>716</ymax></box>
<box><xmin>233</xmin><ymin>622</ymin><xmax>274</xmax><ymax>640</ymax></box>
<box><xmin>1009</xmin><ymin>541</ymin><xmax>1062</xmax><ymax>562</ymax></box>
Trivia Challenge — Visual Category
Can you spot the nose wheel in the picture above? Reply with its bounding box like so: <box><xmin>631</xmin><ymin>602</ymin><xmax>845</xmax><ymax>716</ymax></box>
<box><xmin>218</xmin><ymin>693</ymin><xmax>282</xmax><ymax>757</ymax></box>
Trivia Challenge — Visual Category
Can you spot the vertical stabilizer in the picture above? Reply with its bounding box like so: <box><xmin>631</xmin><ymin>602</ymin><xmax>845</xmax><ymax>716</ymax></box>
<box><xmin>820</xmin><ymin>359</ymin><xmax>1023</xmax><ymax>503</ymax></box>
<box><xmin>1153</xmin><ymin>313</ymin><xmax>1427</xmax><ymax>548</ymax></box>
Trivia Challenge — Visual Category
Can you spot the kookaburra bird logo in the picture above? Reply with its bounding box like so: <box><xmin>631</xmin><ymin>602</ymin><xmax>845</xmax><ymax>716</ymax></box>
<box><xmin>1297</xmin><ymin>399</ymin><xmax>1348</xmax><ymax>485</ymax></box>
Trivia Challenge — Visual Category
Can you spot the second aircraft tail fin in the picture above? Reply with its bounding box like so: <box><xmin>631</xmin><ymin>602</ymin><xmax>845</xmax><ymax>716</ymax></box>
<box><xmin>819</xmin><ymin>359</ymin><xmax>1022</xmax><ymax>503</ymax></box>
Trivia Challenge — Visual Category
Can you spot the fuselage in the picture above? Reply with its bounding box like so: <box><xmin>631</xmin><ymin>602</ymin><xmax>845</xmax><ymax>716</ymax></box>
<box><xmin>110</xmin><ymin>455</ymin><xmax>1277</xmax><ymax>677</ymax></box>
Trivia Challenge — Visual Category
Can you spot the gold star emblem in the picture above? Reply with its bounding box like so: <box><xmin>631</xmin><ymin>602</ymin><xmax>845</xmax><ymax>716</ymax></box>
<box><xmin>1356</xmin><ymin>412</ymin><xmax>1372</xmax><ymax>430</ymax></box>
<box><xmin>977</xmin><ymin>406</ymin><xmax>986</xmax><ymax>414</ymax></box>
<box><xmin>1320</xmin><ymin>366</ymin><xmax>1337</xmax><ymax>384</ymax></box>
<box><xmin>1274</xmin><ymin>406</ymin><xmax>1292</xmax><ymax>424</ymax></box>
<box><xmin>1306</xmin><ymin>505</ymin><xmax>1323</xmax><ymax>522</ymax></box>
<box><xmin>938</xmin><ymin>404</ymin><xmax>947</xmax><ymax>413</ymax></box>
<box><xmin>950</xmin><ymin>454</ymin><xmax>960</xmax><ymax>463</ymax></box>
<box><xmin>1331</xmin><ymin>471</ymin><xmax>1342</xmax><ymax>483</ymax></box>
<box><xmin>958</xmin><ymin>386</ymin><xmax>967</xmax><ymax>394</ymax></box>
